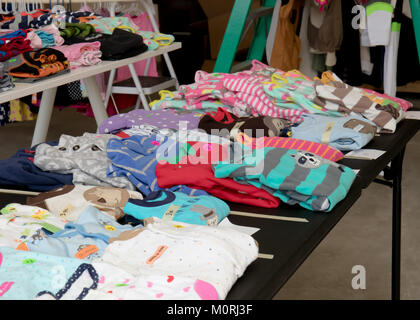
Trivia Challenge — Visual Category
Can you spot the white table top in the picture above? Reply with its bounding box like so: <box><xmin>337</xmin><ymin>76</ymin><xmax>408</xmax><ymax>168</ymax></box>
<box><xmin>0</xmin><ymin>42</ymin><xmax>182</xmax><ymax>104</ymax></box>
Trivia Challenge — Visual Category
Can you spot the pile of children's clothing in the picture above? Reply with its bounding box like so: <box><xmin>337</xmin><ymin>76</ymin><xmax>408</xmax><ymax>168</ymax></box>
<box><xmin>0</xmin><ymin>9</ymin><xmax>174</xmax><ymax>84</ymax></box>
<box><xmin>0</xmin><ymin>60</ymin><xmax>413</xmax><ymax>300</ymax></box>
<box><xmin>0</xmin><ymin>7</ymin><xmax>175</xmax><ymax>126</ymax></box>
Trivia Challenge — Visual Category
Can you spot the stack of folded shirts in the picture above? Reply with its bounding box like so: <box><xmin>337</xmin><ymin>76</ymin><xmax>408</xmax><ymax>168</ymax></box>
<box><xmin>3</xmin><ymin>48</ymin><xmax>70</xmax><ymax>82</ymax></box>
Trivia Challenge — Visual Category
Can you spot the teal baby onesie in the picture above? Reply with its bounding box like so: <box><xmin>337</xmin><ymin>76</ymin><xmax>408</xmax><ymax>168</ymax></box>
<box><xmin>0</xmin><ymin>247</ymin><xmax>98</xmax><ymax>300</ymax></box>
<box><xmin>213</xmin><ymin>146</ymin><xmax>356</xmax><ymax>212</ymax></box>
<box><xmin>123</xmin><ymin>190</ymin><xmax>230</xmax><ymax>226</ymax></box>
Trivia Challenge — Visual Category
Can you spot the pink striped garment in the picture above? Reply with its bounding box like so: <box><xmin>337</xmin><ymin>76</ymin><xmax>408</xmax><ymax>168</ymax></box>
<box><xmin>223</xmin><ymin>75</ymin><xmax>306</xmax><ymax>123</ymax></box>
<box><xmin>236</xmin><ymin>133</ymin><xmax>344</xmax><ymax>162</ymax></box>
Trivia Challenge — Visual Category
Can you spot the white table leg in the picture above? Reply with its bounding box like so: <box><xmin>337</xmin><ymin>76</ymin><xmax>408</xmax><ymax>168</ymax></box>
<box><xmin>83</xmin><ymin>75</ymin><xmax>109</xmax><ymax>126</ymax></box>
<box><xmin>31</xmin><ymin>87</ymin><xmax>57</xmax><ymax>147</ymax></box>
<box><xmin>128</xmin><ymin>63</ymin><xmax>150</xmax><ymax>110</ymax></box>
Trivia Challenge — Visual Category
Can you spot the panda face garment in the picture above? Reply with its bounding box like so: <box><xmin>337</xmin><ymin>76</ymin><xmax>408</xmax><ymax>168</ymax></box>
<box><xmin>213</xmin><ymin>147</ymin><xmax>356</xmax><ymax>212</ymax></box>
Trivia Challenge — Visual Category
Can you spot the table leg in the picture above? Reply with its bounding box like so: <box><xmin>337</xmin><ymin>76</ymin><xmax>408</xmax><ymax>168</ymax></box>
<box><xmin>391</xmin><ymin>147</ymin><xmax>406</xmax><ymax>300</ymax></box>
<box><xmin>31</xmin><ymin>87</ymin><xmax>57</xmax><ymax>147</ymax></box>
<box><xmin>83</xmin><ymin>75</ymin><xmax>109</xmax><ymax>126</ymax></box>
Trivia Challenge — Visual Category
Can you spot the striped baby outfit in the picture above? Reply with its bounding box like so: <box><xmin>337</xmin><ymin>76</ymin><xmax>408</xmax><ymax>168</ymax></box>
<box><xmin>313</xmin><ymin>78</ymin><xmax>404</xmax><ymax>133</ymax></box>
<box><xmin>213</xmin><ymin>146</ymin><xmax>356</xmax><ymax>212</ymax></box>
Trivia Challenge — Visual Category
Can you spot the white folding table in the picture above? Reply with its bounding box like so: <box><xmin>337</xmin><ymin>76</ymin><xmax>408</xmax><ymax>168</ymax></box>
<box><xmin>0</xmin><ymin>42</ymin><xmax>182</xmax><ymax>147</ymax></box>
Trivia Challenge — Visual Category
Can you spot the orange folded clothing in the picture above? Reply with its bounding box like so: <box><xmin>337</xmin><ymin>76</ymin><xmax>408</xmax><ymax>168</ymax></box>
<box><xmin>5</xmin><ymin>48</ymin><xmax>70</xmax><ymax>80</ymax></box>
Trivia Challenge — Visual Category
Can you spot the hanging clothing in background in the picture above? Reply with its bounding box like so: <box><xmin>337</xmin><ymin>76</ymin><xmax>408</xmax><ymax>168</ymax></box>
<box><xmin>307</xmin><ymin>0</ymin><xmax>342</xmax><ymax>70</ymax></box>
<box><xmin>332</xmin><ymin>0</ymin><xmax>420</xmax><ymax>88</ymax></box>
<box><xmin>270</xmin><ymin>0</ymin><xmax>305</xmax><ymax>71</ymax></box>
<box><xmin>396</xmin><ymin>12</ymin><xmax>420</xmax><ymax>86</ymax></box>
<box><xmin>333</xmin><ymin>0</ymin><xmax>363</xmax><ymax>86</ymax></box>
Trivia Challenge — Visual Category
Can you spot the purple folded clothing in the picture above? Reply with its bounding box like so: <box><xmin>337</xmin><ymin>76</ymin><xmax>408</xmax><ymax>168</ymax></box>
<box><xmin>98</xmin><ymin>109</ymin><xmax>204</xmax><ymax>134</ymax></box>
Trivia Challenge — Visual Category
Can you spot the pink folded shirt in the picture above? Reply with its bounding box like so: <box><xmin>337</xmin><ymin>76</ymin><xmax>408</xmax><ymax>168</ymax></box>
<box><xmin>54</xmin><ymin>41</ymin><xmax>102</xmax><ymax>69</ymax></box>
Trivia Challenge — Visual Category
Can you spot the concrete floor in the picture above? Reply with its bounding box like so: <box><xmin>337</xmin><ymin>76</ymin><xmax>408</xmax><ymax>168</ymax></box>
<box><xmin>0</xmin><ymin>97</ymin><xmax>419</xmax><ymax>300</ymax></box>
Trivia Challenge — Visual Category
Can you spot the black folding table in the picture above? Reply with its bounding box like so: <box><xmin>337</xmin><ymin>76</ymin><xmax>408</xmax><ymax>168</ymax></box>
<box><xmin>225</xmin><ymin>117</ymin><xmax>420</xmax><ymax>300</ymax></box>
<box><xmin>0</xmin><ymin>115</ymin><xmax>419</xmax><ymax>301</ymax></box>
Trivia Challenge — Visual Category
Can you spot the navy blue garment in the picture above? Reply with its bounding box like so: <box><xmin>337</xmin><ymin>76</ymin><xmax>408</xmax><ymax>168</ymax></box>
<box><xmin>0</xmin><ymin>142</ymin><xmax>73</xmax><ymax>191</ymax></box>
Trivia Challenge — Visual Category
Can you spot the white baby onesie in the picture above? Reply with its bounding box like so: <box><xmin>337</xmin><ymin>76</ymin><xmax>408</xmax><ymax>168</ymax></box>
<box><xmin>0</xmin><ymin>203</ymin><xmax>66</xmax><ymax>250</ymax></box>
<box><xmin>85</xmin><ymin>218</ymin><xmax>259</xmax><ymax>300</ymax></box>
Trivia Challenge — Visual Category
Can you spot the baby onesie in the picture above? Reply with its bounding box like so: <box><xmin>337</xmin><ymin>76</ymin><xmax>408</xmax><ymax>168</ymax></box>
<box><xmin>26</xmin><ymin>185</ymin><xmax>143</xmax><ymax>221</ymax></box>
<box><xmin>25</xmin><ymin>206</ymin><xmax>135</xmax><ymax>261</ymax></box>
<box><xmin>213</xmin><ymin>147</ymin><xmax>356</xmax><ymax>212</ymax></box>
<box><xmin>291</xmin><ymin>113</ymin><xmax>377</xmax><ymax>151</ymax></box>
<box><xmin>0</xmin><ymin>246</ymin><xmax>98</xmax><ymax>300</ymax></box>
<box><xmin>0</xmin><ymin>203</ymin><xmax>66</xmax><ymax>250</ymax></box>
<box><xmin>123</xmin><ymin>190</ymin><xmax>230</xmax><ymax>226</ymax></box>
<box><xmin>34</xmin><ymin>132</ymin><xmax>134</xmax><ymax>190</ymax></box>
<box><xmin>86</xmin><ymin>218</ymin><xmax>258</xmax><ymax>300</ymax></box>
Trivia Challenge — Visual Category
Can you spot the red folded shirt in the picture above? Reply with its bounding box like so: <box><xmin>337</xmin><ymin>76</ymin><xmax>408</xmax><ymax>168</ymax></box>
<box><xmin>155</xmin><ymin>141</ymin><xmax>281</xmax><ymax>208</ymax></box>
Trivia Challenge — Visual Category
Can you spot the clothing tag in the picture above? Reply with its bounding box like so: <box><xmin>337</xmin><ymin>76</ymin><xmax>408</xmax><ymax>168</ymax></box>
<box><xmin>16</xmin><ymin>242</ymin><xmax>29</xmax><ymax>251</ymax></box>
<box><xmin>162</xmin><ymin>204</ymin><xmax>180</xmax><ymax>221</ymax></box>
<box><xmin>59</xmin><ymin>204</ymin><xmax>75</xmax><ymax>219</ymax></box>
<box><xmin>75</xmin><ymin>245</ymin><xmax>99</xmax><ymax>259</ymax></box>
<box><xmin>405</xmin><ymin>111</ymin><xmax>420</xmax><ymax>120</ymax></box>
<box><xmin>146</xmin><ymin>245</ymin><xmax>168</xmax><ymax>265</ymax></box>
<box><xmin>344</xmin><ymin>149</ymin><xmax>386</xmax><ymax>160</ymax></box>
<box><xmin>321</xmin><ymin>122</ymin><xmax>335</xmax><ymax>144</ymax></box>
